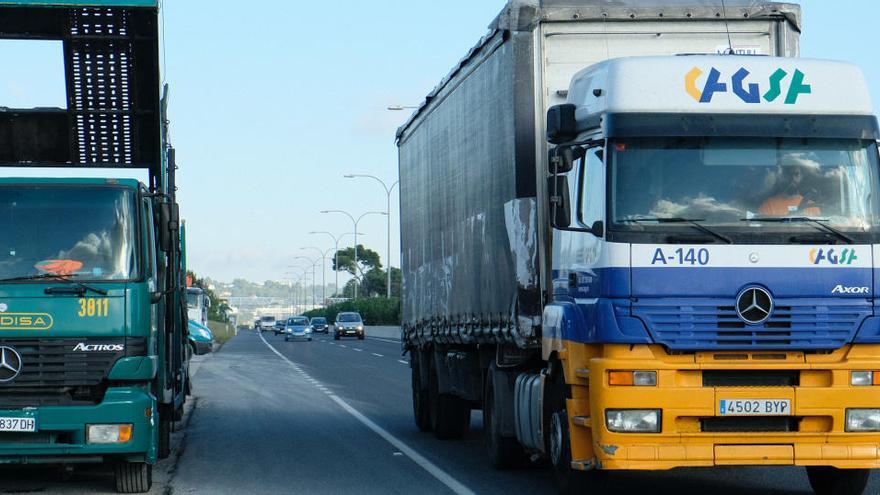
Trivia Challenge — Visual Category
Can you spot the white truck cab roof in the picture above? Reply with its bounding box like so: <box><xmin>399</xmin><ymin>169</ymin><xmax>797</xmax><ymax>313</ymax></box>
<box><xmin>568</xmin><ymin>55</ymin><xmax>875</xmax><ymax>118</ymax></box>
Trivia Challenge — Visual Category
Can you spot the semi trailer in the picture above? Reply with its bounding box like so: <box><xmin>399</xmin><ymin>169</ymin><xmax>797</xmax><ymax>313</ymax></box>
<box><xmin>397</xmin><ymin>1</ymin><xmax>880</xmax><ymax>494</ymax></box>
<box><xmin>0</xmin><ymin>1</ymin><xmax>188</xmax><ymax>492</ymax></box>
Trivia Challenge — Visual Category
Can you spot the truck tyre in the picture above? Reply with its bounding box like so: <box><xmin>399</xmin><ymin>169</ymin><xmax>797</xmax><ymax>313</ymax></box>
<box><xmin>806</xmin><ymin>467</ymin><xmax>870</xmax><ymax>495</ymax></box>
<box><xmin>114</xmin><ymin>462</ymin><xmax>152</xmax><ymax>493</ymax></box>
<box><xmin>411</xmin><ymin>350</ymin><xmax>432</xmax><ymax>432</ymax></box>
<box><xmin>428</xmin><ymin>357</ymin><xmax>470</xmax><ymax>440</ymax></box>
<box><xmin>547</xmin><ymin>363</ymin><xmax>605</xmax><ymax>495</ymax></box>
<box><xmin>484</xmin><ymin>367</ymin><xmax>529</xmax><ymax>469</ymax></box>
<box><xmin>158</xmin><ymin>418</ymin><xmax>172</xmax><ymax>459</ymax></box>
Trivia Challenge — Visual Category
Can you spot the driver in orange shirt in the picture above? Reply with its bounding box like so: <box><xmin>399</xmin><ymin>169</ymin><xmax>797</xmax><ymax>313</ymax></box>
<box><xmin>758</xmin><ymin>164</ymin><xmax>822</xmax><ymax>217</ymax></box>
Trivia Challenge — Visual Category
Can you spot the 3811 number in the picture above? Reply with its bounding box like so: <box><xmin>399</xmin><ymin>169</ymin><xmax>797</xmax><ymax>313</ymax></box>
<box><xmin>78</xmin><ymin>298</ymin><xmax>109</xmax><ymax>318</ymax></box>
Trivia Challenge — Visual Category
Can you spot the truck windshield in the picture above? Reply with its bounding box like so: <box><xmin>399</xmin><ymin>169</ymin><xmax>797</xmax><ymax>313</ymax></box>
<box><xmin>0</xmin><ymin>185</ymin><xmax>139</xmax><ymax>281</ymax></box>
<box><xmin>610</xmin><ymin>138</ymin><xmax>880</xmax><ymax>241</ymax></box>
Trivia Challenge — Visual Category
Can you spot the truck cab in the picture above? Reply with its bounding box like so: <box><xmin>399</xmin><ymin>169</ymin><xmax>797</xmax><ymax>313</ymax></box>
<box><xmin>542</xmin><ymin>55</ymin><xmax>880</xmax><ymax>492</ymax></box>
<box><xmin>0</xmin><ymin>2</ymin><xmax>187</xmax><ymax>492</ymax></box>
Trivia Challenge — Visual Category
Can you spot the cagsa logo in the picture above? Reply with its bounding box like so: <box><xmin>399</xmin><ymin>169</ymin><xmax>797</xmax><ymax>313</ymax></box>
<box><xmin>685</xmin><ymin>67</ymin><xmax>811</xmax><ymax>104</ymax></box>
<box><xmin>72</xmin><ymin>343</ymin><xmax>124</xmax><ymax>352</ymax></box>
<box><xmin>832</xmin><ymin>285</ymin><xmax>870</xmax><ymax>295</ymax></box>
<box><xmin>809</xmin><ymin>248</ymin><xmax>858</xmax><ymax>266</ymax></box>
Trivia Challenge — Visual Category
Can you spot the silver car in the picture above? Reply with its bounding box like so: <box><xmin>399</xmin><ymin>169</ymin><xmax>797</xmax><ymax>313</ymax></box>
<box><xmin>333</xmin><ymin>312</ymin><xmax>364</xmax><ymax>340</ymax></box>
<box><xmin>285</xmin><ymin>316</ymin><xmax>313</xmax><ymax>342</ymax></box>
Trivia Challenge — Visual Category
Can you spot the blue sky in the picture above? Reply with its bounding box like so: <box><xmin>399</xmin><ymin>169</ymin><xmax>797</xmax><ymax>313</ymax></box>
<box><xmin>1</xmin><ymin>1</ymin><xmax>879</xmax><ymax>284</ymax></box>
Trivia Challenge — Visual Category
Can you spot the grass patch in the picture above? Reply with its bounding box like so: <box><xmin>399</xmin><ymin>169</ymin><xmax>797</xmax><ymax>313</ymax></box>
<box><xmin>207</xmin><ymin>320</ymin><xmax>237</xmax><ymax>345</ymax></box>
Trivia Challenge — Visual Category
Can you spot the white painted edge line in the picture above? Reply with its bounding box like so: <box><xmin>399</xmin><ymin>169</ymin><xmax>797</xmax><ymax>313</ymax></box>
<box><xmin>353</xmin><ymin>348</ymin><xmax>363</xmax><ymax>352</ymax></box>
<box><xmin>398</xmin><ymin>360</ymin><xmax>409</xmax><ymax>365</ymax></box>
<box><xmin>372</xmin><ymin>353</ymin><xmax>384</xmax><ymax>357</ymax></box>
<box><xmin>258</xmin><ymin>332</ymin><xmax>475</xmax><ymax>495</ymax></box>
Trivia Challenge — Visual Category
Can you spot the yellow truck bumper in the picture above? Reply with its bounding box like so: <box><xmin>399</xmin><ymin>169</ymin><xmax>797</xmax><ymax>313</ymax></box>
<box><xmin>562</xmin><ymin>343</ymin><xmax>880</xmax><ymax>470</ymax></box>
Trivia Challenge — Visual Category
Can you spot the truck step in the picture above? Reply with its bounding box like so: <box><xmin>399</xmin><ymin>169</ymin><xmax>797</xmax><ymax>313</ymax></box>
<box><xmin>572</xmin><ymin>416</ymin><xmax>591</xmax><ymax>428</ymax></box>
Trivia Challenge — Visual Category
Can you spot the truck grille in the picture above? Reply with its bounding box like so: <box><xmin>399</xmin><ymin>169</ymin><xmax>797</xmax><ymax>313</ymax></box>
<box><xmin>633</xmin><ymin>299</ymin><xmax>870</xmax><ymax>351</ymax></box>
<box><xmin>701</xmin><ymin>417</ymin><xmax>801</xmax><ymax>433</ymax></box>
<box><xmin>0</xmin><ymin>338</ymin><xmax>143</xmax><ymax>408</ymax></box>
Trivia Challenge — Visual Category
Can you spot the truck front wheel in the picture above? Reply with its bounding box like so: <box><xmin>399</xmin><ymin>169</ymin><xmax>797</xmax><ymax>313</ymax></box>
<box><xmin>806</xmin><ymin>467</ymin><xmax>870</xmax><ymax>495</ymax></box>
<box><xmin>428</xmin><ymin>356</ymin><xmax>470</xmax><ymax>440</ymax></box>
<box><xmin>114</xmin><ymin>462</ymin><xmax>152</xmax><ymax>493</ymax></box>
<box><xmin>411</xmin><ymin>350</ymin><xmax>432</xmax><ymax>432</ymax></box>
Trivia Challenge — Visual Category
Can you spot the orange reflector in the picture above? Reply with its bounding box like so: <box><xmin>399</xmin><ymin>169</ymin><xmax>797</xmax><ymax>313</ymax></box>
<box><xmin>873</xmin><ymin>373</ymin><xmax>880</xmax><ymax>386</ymax></box>
<box><xmin>609</xmin><ymin>371</ymin><xmax>634</xmax><ymax>386</ymax></box>
<box><xmin>144</xmin><ymin>408</ymin><xmax>152</xmax><ymax>418</ymax></box>
<box><xmin>118</xmin><ymin>424</ymin><xmax>133</xmax><ymax>443</ymax></box>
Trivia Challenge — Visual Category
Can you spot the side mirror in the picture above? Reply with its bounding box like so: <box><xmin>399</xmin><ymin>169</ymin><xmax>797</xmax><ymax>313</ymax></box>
<box><xmin>548</xmin><ymin>145</ymin><xmax>585</xmax><ymax>175</ymax></box>
<box><xmin>150</xmin><ymin>291</ymin><xmax>163</xmax><ymax>304</ymax></box>
<box><xmin>159</xmin><ymin>203</ymin><xmax>180</xmax><ymax>253</ymax></box>
<box><xmin>205</xmin><ymin>296</ymin><xmax>212</xmax><ymax>308</ymax></box>
<box><xmin>547</xmin><ymin>175</ymin><xmax>572</xmax><ymax>229</ymax></box>
<box><xmin>547</xmin><ymin>104</ymin><xmax>578</xmax><ymax>144</ymax></box>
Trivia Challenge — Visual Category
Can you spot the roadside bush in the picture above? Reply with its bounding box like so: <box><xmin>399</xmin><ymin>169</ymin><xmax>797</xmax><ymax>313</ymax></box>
<box><xmin>303</xmin><ymin>297</ymin><xmax>400</xmax><ymax>326</ymax></box>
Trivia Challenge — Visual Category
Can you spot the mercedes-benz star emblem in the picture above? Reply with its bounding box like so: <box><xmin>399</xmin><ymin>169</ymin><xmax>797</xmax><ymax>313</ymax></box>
<box><xmin>0</xmin><ymin>346</ymin><xmax>23</xmax><ymax>383</ymax></box>
<box><xmin>736</xmin><ymin>287</ymin><xmax>774</xmax><ymax>325</ymax></box>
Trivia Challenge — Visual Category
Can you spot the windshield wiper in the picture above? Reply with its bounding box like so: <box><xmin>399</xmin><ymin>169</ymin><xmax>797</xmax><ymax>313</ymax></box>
<box><xmin>740</xmin><ymin>216</ymin><xmax>854</xmax><ymax>245</ymax></box>
<box><xmin>619</xmin><ymin>217</ymin><xmax>733</xmax><ymax>244</ymax></box>
<box><xmin>0</xmin><ymin>273</ymin><xmax>108</xmax><ymax>296</ymax></box>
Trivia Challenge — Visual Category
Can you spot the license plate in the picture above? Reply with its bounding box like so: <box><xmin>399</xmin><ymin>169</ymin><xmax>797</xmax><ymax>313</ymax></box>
<box><xmin>720</xmin><ymin>399</ymin><xmax>791</xmax><ymax>416</ymax></box>
<box><xmin>0</xmin><ymin>417</ymin><xmax>36</xmax><ymax>432</ymax></box>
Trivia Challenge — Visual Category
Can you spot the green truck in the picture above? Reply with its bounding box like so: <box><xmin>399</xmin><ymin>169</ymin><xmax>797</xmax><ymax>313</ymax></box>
<box><xmin>0</xmin><ymin>1</ymin><xmax>188</xmax><ymax>492</ymax></box>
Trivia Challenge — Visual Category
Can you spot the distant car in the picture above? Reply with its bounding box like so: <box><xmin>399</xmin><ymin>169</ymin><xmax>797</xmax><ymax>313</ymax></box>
<box><xmin>258</xmin><ymin>315</ymin><xmax>276</xmax><ymax>332</ymax></box>
<box><xmin>274</xmin><ymin>319</ymin><xmax>287</xmax><ymax>335</ymax></box>
<box><xmin>285</xmin><ymin>316</ymin><xmax>312</xmax><ymax>342</ymax></box>
<box><xmin>309</xmin><ymin>317</ymin><xmax>329</xmax><ymax>334</ymax></box>
<box><xmin>333</xmin><ymin>312</ymin><xmax>364</xmax><ymax>340</ymax></box>
<box><xmin>188</xmin><ymin>320</ymin><xmax>214</xmax><ymax>355</ymax></box>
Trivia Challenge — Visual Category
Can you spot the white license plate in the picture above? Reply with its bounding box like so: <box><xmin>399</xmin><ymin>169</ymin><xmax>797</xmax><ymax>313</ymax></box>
<box><xmin>720</xmin><ymin>399</ymin><xmax>791</xmax><ymax>416</ymax></box>
<box><xmin>0</xmin><ymin>417</ymin><xmax>36</xmax><ymax>432</ymax></box>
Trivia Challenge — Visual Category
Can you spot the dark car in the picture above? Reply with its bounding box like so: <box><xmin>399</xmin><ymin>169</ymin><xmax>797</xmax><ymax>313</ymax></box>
<box><xmin>333</xmin><ymin>312</ymin><xmax>364</xmax><ymax>340</ymax></box>
<box><xmin>309</xmin><ymin>317</ymin><xmax>329</xmax><ymax>334</ymax></box>
<box><xmin>274</xmin><ymin>319</ymin><xmax>286</xmax><ymax>335</ymax></box>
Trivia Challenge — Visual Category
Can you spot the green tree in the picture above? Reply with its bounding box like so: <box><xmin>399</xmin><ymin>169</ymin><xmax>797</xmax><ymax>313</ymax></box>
<box><xmin>360</xmin><ymin>267</ymin><xmax>401</xmax><ymax>297</ymax></box>
<box><xmin>332</xmin><ymin>245</ymin><xmax>382</xmax><ymax>279</ymax></box>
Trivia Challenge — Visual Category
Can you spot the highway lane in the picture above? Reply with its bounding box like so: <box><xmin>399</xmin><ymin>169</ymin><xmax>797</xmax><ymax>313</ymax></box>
<box><xmin>257</xmin><ymin>330</ymin><xmax>880</xmax><ymax>495</ymax></box>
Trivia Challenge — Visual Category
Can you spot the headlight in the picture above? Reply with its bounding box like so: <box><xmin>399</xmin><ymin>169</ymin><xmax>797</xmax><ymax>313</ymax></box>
<box><xmin>605</xmin><ymin>409</ymin><xmax>661</xmax><ymax>433</ymax></box>
<box><xmin>305</xmin><ymin>328</ymin><xmax>312</xmax><ymax>333</ymax></box>
<box><xmin>87</xmin><ymin>424</ymin><xmax>133</xmax><ymax>444</ymax></box>
<box><xmin>357</xmin><ymin>326</ymin><xmax>364</xmax><ymax>331</ymax></box>
<box><xmin>846</xmin><ymin>409</ymin><xmax>880</xmax><ymax>432</ymax></box>
<box><xmin>851</xmin><ymin>371</ymin><xmax>880</xmax><ymax>386</ymax></box>
<box><xmin>286</xmin><ymin>329</ymin><xmax>292</xmax><ymax>333</ymax></box>
<box><xmin>338</xmin><ymin>326</ymin><xmax>344</xmax><ymax>330</ymax></box>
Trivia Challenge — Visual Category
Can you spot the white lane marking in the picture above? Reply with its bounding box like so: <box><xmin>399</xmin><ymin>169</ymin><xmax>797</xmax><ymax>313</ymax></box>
<box><xmin>258</xmin><ymin>332</ymin><xmax>475</xmax><ymax>495</ymax></box>
<box><xmin>339</xmin><ymin>344</ymin><xmax>347</xmax><ymax>348</ymax></box>
<box><xmin>398</xmin><ymin>360</ymin><xmax>409</xmax><ymax>365</ymax></box>
<box><xmin>372</xmin><ymin>353</ymin><xmax>384</xmax><ymax>357</ymax></box>
<box><xmin>367</xmin><ymin>337</ymin><xmax>401</xmax><ymax>344</ymax></box>
<box><xmin>353</xmin><ymin>348</ymin><xmax>363</xmax><ymax>352</ymax></box>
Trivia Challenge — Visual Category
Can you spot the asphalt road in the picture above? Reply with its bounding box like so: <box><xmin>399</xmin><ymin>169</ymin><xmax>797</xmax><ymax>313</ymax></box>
<box><xmin>3</xmin><ymin>330</ymin><xmax>880</xmax><ymax>494</ymax></box>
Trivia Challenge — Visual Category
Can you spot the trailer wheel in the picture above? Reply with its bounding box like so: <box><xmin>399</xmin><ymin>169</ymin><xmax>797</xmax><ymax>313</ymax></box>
<box><xmin>411</xmin><ymin>350</ymin><xmax>432</xmax><ymax>432</ymax></box>
<box><xmin>114</xmin><ymin>462</ymin><xmax>152</xmax><ymax>493</ymax></box>
<box><xmin>484</xmin><ymin>367</ymin><xmax>529</xmax><ymax>469</ymax></box>
<box><xmin>428</xmin><ymin>355</ymin><xmax>470</xmax><ymax>440</ymax></box>
<box><xmin>158</xmin><ymin>418</ymin><xmax>172</xmax><ymax>459</ymax></box>
<box><xmin>806</xmin><ymin>467</ymin><xmax>870</xmax><ymax>495</ymax></box>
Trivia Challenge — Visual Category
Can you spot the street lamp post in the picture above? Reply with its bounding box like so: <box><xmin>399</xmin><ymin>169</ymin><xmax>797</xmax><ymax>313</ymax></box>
<box><xmin>320</xmin><ymin>210</ymin><xmax>387</xmax><ymax>299</ymax></box>
<box><xmin>301</xmin><ymin>246</ymin><xmax>335</xmax><ymax>307</ymax></box>
<box><xmin>287</xmin><ymin>265</ymin><xmax>311</xmax><ymax>312</ymax></box>
<box><xmin>291</xmin><ymin>257</ymin><xmax>320</xmax><ymax>308</ymax></box>
<box><xmin>308</xmin><ymin>231</ymin><xmax>362</xmax><ymax>299</ymax></box>
<box><xmin>344</xmin><ymin>174</ymin><xmax>399</xmax><ymax>298</ymax></box>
